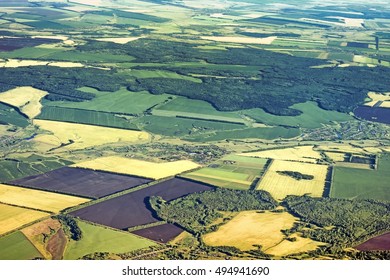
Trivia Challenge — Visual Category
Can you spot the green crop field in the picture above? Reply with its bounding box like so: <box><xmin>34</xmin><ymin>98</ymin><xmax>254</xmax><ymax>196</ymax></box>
<box><xmin>155</xmin><ymin>97</ymin><xmax>245</xmax><ymax>123</ymax></box>
<box><xmin>128</xmin><ymin>70</ymin><xmax>201</xmax><ymax>83</ymax></box>
<box><xmin>243</xmin><ymin>102</ymin><xmax>352</xmax><ymax>128</ymax></box>
<box><xmin>0</xmin><ymin>155</ymin><xmax>72</xmax><ymax>183</ymax></box>
<box><xmin>183</xmin><ymin>155</ymin><xmax>267</xmax><ymax>190</ymax></box>
<box><xmin>0</xmin><ymin>103</ymin><xmax>29</xmax><ymax>127</ymax></box>
<box><xmin>46</xmin><ymin>88</ymin><xmax>172</xmax><ymax>115</ymax></box>
<box><xmin>45</xmin><ymin>50</ymin><xmax>135</xmax><ymax>63</ymax></box>
<box><xmin>331</xmin><ymin>153</ymin><xmax>390</xmax><ymax>201</ymax></box>
<box><xmin>186</xmin><ymin>126</ymin><xmax>300</xmax><ymax>141</ymax></box>
<box><xmin>0</xmin><ymin>231</ymin><xmax>42</xmax><ymax>260</ymax></box>
<box><xmin>0</xmin><ymin>47</ymin><xmax>62</xmax><ymax>59</ymax></box>
<box><xmin>63</xmin><ymin>220</ymin><xmax>156</xmax><ymax>260</ymax></box>
<box><xmin>37</xmin><ymin>107</ymin><xmax>139</xmax><ymax>131</ymax></box>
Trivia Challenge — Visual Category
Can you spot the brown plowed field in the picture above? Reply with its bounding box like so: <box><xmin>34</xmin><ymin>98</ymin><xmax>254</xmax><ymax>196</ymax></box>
<box><xmin>10</xmin><ymin>167</ymin><xmax>152</xmax><ymax>199</ymax></box>
<box><xmin>70</xmin><ymin>178</ymin><xmax>214</xmax><ymax>230</ymax></box>
<box><xmin>132</xmin><ymin>224</ymin><xmax>184</xmax><ymax>243</ymax></box>
<box><xmin>355</xmin><ymin>233</ymin><xmax>390</xmax><ymax>251</ymax></box>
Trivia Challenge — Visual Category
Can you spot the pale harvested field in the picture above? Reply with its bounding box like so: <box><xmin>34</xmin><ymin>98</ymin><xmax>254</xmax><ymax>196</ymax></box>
<box><xmin>317</xmin><ymin>144</ymin><xmax>367</xmax><ymax>154</ymax></box>
<box><xmin>343</xmin><ymin>18</ymin><xmax>364</xmax><ymax>27</ymax></box>
<box><xmin>201</xmin><ymin>36</ymin><xmax>277</xmax><ymax>45</ymax></box>
<box><xmin>0</xmin><ymin>203</ymin><xmax>48</xmax><ymax>235</ymax></box>
<box><xmin>95</xmin><ymin>37</ymin><xmax>142</xmax><ymax>44</ymax></box>
<box><xmin>266</xmin><ymin>233</ymin><xmax>325</xmax><ymax>256</ymax></box>
<box><xmin>380</xmin><ymin>101</ymin><xmax>390</xmax><ymax>108</ymax></box>
<box><xmin>240</xmin><ymin>146</ymin><xmax>322</xmax><ymax>163</ymax></box>
<box><xmin>0</xmin><ymin>86</ymin><xmax>47</xmax><ymax>118</ymax></box>
<box><xmin>256</xmin><ymin>160</ymin><xmax>327</xmax><ymax>200</ymax></box>
<box><xmin>73</xmin><ymin>156</ymin><xmax>200</xmax><ymax>179</ymax></box>
<box><xmin>33</xmin><ymin>120</ymin><xmax>150</xmax><ymax>151</ymax></box>
<box><xmin>31</xmin><ymin>35</ymin><xmax>68</xmax><ymax>41</ymax></box>
<box><xmin>0</xmin><ymin>184</ymin><xmax>90</xmax><ymax>213</ymax></box>
<box><xmin>21</xmin><ymin>218</ymin><xmax>62</xmax><ymax>259</ymax></box>
<box><xmin>325</xmin><ymin>152</ymin><xmax>345</xmax><ymax>162</ymax></box>
<box><xmin>0</xmin><ymin>59</ymin><xmax>84</xmax><ymax>68</ymax></box>
<box><xmin>364</xmin><ymin>92</ymin><xmax>390</xmax><ymax>107</ymax></box>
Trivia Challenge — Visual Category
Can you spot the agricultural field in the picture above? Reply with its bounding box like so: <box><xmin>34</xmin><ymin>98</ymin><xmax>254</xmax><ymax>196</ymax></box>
<box><xmin>203</xmin><ymin>210</ymin><xmax>324</xmax><ymax>255</ymax></box>
<box><xmin>132</xmin><ymin>223</ymin><xmax>184</xmax><ymax>243</ymax></box>
<box><xmin>1</xmin><ymin>0</ymin><xmax>390</xmax><ymax>261</ymax></box>
<box><xmin>10</xmin><ymin>167</ymin><xmax>152</xmax><ymax>199</ymax></box>
<box><xmin>45</xmin><ymin>87</ymin><xmax>173</xmax><ymax>115</ymax></box>
<box><xmin>0</xmin><ymin>231</ymin><xmax>43</xmax><ymax>260</ymax></box>
<box><xmin>64</xmin><ymin>220</ymin><xmax>156</xmax><ymax>260</ymax></box>
<box><xmin>0</xmin><ymin>184</ymin><xmax>89</xmax><ymax>213</ymax></box>
<box><xmin>37</xmin><ymin>106</ymin><xmax>140</xmax><ymax>131</ymax></box>
<box><xmin>0</xmin><ymin>203</ymin><xmax>48</xmax><ymax>235</ymax></box>
<box><xmin>69</xmin><ymin>178</ymin><xmax>214</xmax><ymax>230</ymax></box>
<box><xmin>256</xmin><ymin>160</ymin><xmax>328</xmax><ymax>200</ymax></box>
<box><xmin>0</xmin><ymin>154</ymin><xmax>73</xmax><ymax>183</ymax></box>
<box><xmin>73</xmin><ymin>157</ymin><xmax>200</xmax><ymax>180</ymax></box>
<box><xmin>21</xmin><ymin>218</ymin><xmax>63</xmax><ymax>260</ymax></box>
<box><xmin>355</xmin><ymin>233</ymin><xmax>390</xmax><ymax>251</ymax></box>
<box><xmin>0</xmin><ymin>86</ymin><xmax>47</xmax><ymax>119</ymax></box>
<box><xmin>32</xmin><ymin>120</ymin><xmax>150</xmax><ymax>151</ymax></box>
<box><xmin>240</xmin><ymin>146</ymin><xmax>322</xmax><ymax>164</ymax></box>
<box><xmin>0</xmin><ymin>102</ymin><xmax>29</xmax><ymax>127</ymax></box>
<box><xmin>243</xmin><ymin>102</ymin><xmax>353</xmax><ymax>129</ymax></box>
<box><xmin>331</xmin><ymin>153</ymin><xmax>390</xmax><ymax>201</ymax></box>
<box><xmin>182</xmin><ymin>155</ymin><xmax>267</xmax><ymax>190</ymax></box>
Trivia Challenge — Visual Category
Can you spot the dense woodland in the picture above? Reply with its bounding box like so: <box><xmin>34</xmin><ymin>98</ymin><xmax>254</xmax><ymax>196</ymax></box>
<box><xmin>79</xmin><ymin>39</ymin><xmax>390</xmax><ymax>115</ymax></box>
<box><xmin>283</xmin><ymin>196</ymin><xmax>390</xmax><ymax>247</ymax></box>
<box><xmin>0</xmin><ymin>67</ymin><xmax>122</xmax><ymax>101</ymax></box>
<box><xmin>149</xmin><ymin>189</ymin><xmax>277</xmax><ymax>235</ymax></box>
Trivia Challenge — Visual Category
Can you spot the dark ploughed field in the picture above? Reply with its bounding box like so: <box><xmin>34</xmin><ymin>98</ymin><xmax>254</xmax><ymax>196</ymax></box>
<box><xmin>0</xmin><ymin>37</ymin><xmax>60</xmax><ymax>52</ymax></box>
<box><xmin>9</xmin><ymin>167</ymin><xmax>152</xmax><ymax>199</ymax></box>
<box><xmin>69</xmin><ymin>178</ymin><xmax>214</xmax><ymax>230</ymax></box>
<box><xmin>354</xmin><ymin>106</ymin><xmax>390</xmax><ymax>124</ymax></box>
<box><xmin>355</xmin><ymin>232</ymin><xmax>390</xmax><ymax>251</ymax></box>
<box><xmin>132</xmin><ymin>224</ymin><xmax>184</xmax><ymax>243</ymax></box>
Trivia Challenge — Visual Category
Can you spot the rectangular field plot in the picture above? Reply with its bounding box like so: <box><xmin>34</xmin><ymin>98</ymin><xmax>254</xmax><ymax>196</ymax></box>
<box><xmin>256</xmin><ymin>160</ymin><xmax>328</xmax><ymax>200</ymax></box>
<box><xmin>73</xmin><ymin>157</ymin><xmax>200</xmax><ymax>180</ymax></box>
<box><xmin>240</xmin><ymin>146</ymin><xmax>322</xmax><ymax>163</ymax></box>
<box><xmin>0</xmin><ymin>203</ymin><xmax>48</xmax><ymax>235</ymax></box>
<box><xmin>10</xmin><ymin>167</ymin><xmax>152</xmax><ymax>199</ymax></box>
<box><xmin>331</xmin><ymin>153</ymin><xmax>390</xmax><ymax>201</ymax></box>
<box><xmin>69</xmin><ymin>178</ymin><xmax>214</xmax><ymax>230</ymax></box>
<box><xmin>132</xmin><ymin>223</ymin><xmax>184</xmax><ymax>243</ymax></box>
<box><xmin>0</xmin><ymin>231</ymin><xmax>43</xmax><ymax>260</ymax></box>
<box><xmin>0</xmin><ymin>184</ymin><xmax>89</xmax><ymax>213</ymax></box>
<box><xmin>64</xmin><ymin>220</ymin><xmax>156</xmax><ymax>260</ymax></box>
<box><xmin>183</xmin><ymin>155</ymin><xmax>267</xmax><ymax>190</ymax></box>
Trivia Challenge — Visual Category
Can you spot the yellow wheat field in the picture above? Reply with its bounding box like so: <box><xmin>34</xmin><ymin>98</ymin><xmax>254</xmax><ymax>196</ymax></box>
<box><xmin>325</xmin><ymin>152</ymin><xmax>345</xmax><ymax>162</ymax></box>
<box><xmin>0</xmin><ymin>203</ymin><xmax>48</xmax><ymax>235</ymax></box>
<box><xmin>256</xmin><ymin>160</ymin><xmax>327</xmax><ymax>200</ymax></box>
<box><xmin>0</xmin><ymin>86</ymin><xmax>47</xmax><ymax>118</ymax></box>
<box><xmin>364</xmin><ymin>92</ymin><xmax>390</xmax><ymax>107</ymax></box>
<box><xmin>0</xmin><ymin>59</ymin><xmax>84</xmax><ymax>69</ymax></box>
<box><xmin>33</xmin><ymin>120</ymin><xmax>150</xmax><ymax>151</ymax></box>
<box><xmin>73</xmin><ymin>156</ymin><xmax>200</xmax><ymax>179</ymax></box>
<box><xmin>0</xmin><ymin>184</ymin><xmax>89</xmax><ymax>213</ymax></box>
<box><xmin>203</xmin><ymin>211</ymin><xmax>324</xmax><ymax>255</ymax></box>
<box><xmin>265</xmin><ymin>232</ymin><xmax>326</xmax><ymax>256</ymax></box>
<box><xmin>240</xmin><ymin>146</ymin><xmax>322</xmax><ymax>163</ymax></box>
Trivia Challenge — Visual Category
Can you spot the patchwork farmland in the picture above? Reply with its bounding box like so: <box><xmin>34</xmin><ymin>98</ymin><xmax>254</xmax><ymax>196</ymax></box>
<box><xmin>10</xmin><ymin>167</ymin><xmax>152</xmax><ymax>199</ymax></box>
<box><xmin>69</xmin><ymin>178</ymin><xmax>214</xmax><ymax>230</ymax></box>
